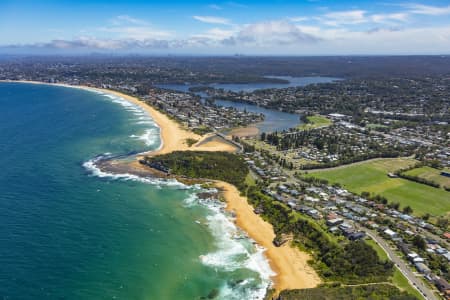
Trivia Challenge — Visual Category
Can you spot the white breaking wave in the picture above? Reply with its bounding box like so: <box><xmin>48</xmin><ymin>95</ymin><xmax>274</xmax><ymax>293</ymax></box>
<box><xmin>185</xmin><ymin>194</ymin><xmax>274</xmax><ymax>300</ymax></box>
<box><xmin>80</xmin><ymin>88</ymin><xmax>273</xmax><ymax>299</ymax></box>
<box><xmin>82</xmin><ymin>155</ymin><xmax>186</xmax><ymax>188</ymax></box>
<box><xmin>129</xmin><ymin>128</ymin><xmax>159</xmax><ymax>147</ymax></box>
<box><xmin>83</xmin><ymin>156</ymin><xmax>275</xmax><ymax>299</ymax></box>
<box><xmin>93</xmin><ymin>91</ymin><xmax>162</xmax><ymax>150</ymax></box>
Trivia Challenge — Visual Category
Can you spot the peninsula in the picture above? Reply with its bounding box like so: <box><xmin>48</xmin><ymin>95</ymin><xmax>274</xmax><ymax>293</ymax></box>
<box><xmin>104</xmin><ymin>87</ymin><xmax>322</xmax><ymax>292</ymax></box>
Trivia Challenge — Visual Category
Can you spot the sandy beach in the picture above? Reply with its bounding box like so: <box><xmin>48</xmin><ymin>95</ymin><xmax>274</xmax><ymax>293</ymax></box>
<box><xmin>1</xmin><ymin>80</ymin><xmax>238</xmax><ymax>155</ymax></box>
<box><xmin>2</xmin><ymin>80</ymin><xmax>321</xmax><ymax>293</ymax></box>
<box><xmin>215</xmin><ymin>181</ymin><xmax>321</xmax><ymax>292</ymax></box>
<box><xmin>83</xmin><ymin>88</ymin><xmax>240</xmax><ymax>155</ymax></box>
<box><xmin>95</xmin><ymin>85</ymin><xmax>322</xmax><ymax>292</ymax></box>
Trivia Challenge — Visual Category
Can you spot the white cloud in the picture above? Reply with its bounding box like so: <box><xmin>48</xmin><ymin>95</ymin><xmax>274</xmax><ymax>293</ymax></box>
<box><xmin>208</xmin><ymin>4</ymin><xmax>222</xmax><ymax>10</ymax></box>
<box><xmin>193</xmin><ymin>15</ymin><xmax>231</xmax><ymax>25</ymax></box>
<box><xmin>321</xmin><ymin>10</ymin><xmax>367</xmax><ymax>26</ymax></box>
<box><xmin>99</xmin><ymin>26</ymin><xmax>173</xmax><ymax>40</ymax></box>
<box><xmin>406</xmin><ymin>4</ymin><xmax>450</xmax><ymax>16</ymax></box>
<box><xmin>111</xmin><ymin>15</ymin><xmax>148</xmax><ymax>26</ymax></box>
<box><xmin>17</xmin><ymin>37</ymin><xmax>169</xmax><ymax>50</ymax></box>
<box><xmin>192</xmin><ymin>28</ymin><xmax>237</xmax><ymax>40</ymax></box>
<box><xmin>233</xmin><ymin>20</ymin><xmax>320</xmax><ymax>46</ymax></box>
<box><xmin>371</xmin><ymin>13</ymin><xmax>408</xmax><ymax>24</ymax></box>
<box><xmin>4</xmin><ymin>9</ymin><xmax>450</xmax><ymax>55</ymax></box>
<box><xmin>288</xmin><ymin>16</ymin><xmax>309</xmax><ymax>22</ymax></box>
<box><xmin>99</xmin><ymin>15</ymin><xmax>173</xmax><ymax>40</ymax></box>
<box><xmin>318</xmin><ymin>10</ymin><xmax>408</xmax><ymax>27</ymax></box>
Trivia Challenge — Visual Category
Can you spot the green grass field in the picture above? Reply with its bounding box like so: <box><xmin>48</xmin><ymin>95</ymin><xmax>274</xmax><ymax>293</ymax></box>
<box><xmin>404</xmin><ymin>166</ymin><xmax>450</xmax><ymax>188</ymax></box>
<box><xmin>365</xmin><ymin>239</ymin><xmax>388</xmax><ymax>261</ymax></box>
<box><xmin>392</xmin><ymin>269</ymin><xmax>424</xmax><ymax>299</ymax></box>
<box><xmin>298</xmin><ymin>115</ymin><xmax>332</xmax><ymax>130</ymax></box>
<box><xmin>306</xmin><ymin>158</ymin><xmax>450</xmax><ymax>216</ymax></box>
<box><xmin>365</xmin><ymin>239</ymin><xmax>423</xmax><ymax>299</ymax></box>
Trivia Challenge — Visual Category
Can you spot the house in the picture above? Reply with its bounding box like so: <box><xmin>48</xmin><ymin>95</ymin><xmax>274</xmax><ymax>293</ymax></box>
<box><xmin>304</xmin><ymin>195</ymin><xmax>320</xmax><ymax>202</ymax></box>
<box><xmin>341</xmin><ymin>227</ymin><xmax>355</xmax><ymax>237</ymax></box>
<box><xmin>414</xmin><ymin>262</ymin><xmax>431</xmax><ymax>275</ymax></box>
<box><xmin>348</xmin><ymin>231</ymin><xmax>366</xmax><ymax>241</ymax></box>
<box><xmin>306</xmin><ymin>209</ymin><xmax>321</xmax><ymax>220</ymax></box>
<box><xmin>287</xmin><ymin>201</ymin><xmax>297</xmax><ymax>208</ymax></box>
<box><xmin>407</xmin><ymin>252</ymin><xmax>419</xmax><ymax>260</ymax></box>
<box><xmin>443</xmin><ymin>252</ymin><xmax>450</xmax><ymax>262</ymax></box>
<box><xmin>434</xmin><ymin>277</ymin><xmax>450</xmax><ymax>296</ymax></box>
<box><xmin>329</xmin><ymin>226</ymin><xmax>340</xmax><ymax>234</ymax></box>
<box><xmin>384</xmin><ymin>229</ymin><xmax>398</xmax><ymax>239</ymax></box>
<box><xmin>398</xmin><ymin>242</ymin><xmax>410</xmax><ymax>255</ymax></box>
<box><xmin>326</xmin><ymin>218</ymin><xmax>344</xmax><ymax>227</ymax></box>
<box><xmin>436</xmin><ymin>248</ymin><xmax>448</xmax><ymax>255</ymax></box>
<box><xmin>413</xmin><ymin>257</ymin><xmax>425</xmax><ymax>263</ymax></box>
<box><xmin>297</xmin><ymin>205</ymin><xmax>312</xmax><ymax>213</ymax></box>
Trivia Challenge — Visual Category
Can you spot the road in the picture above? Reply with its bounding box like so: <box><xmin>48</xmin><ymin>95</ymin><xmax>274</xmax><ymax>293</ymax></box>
<box><xmin>363</xmin><ymin>228</ymin><xmax>438</xmax><ymax>300</ymax></box>
<box><xmin>247</xmin><ymin>150</ymin><xmax>442</xmax><ymax>300</ymax></box>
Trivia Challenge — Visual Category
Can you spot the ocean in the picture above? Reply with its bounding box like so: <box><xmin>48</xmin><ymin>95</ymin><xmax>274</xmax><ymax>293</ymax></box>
<box><xmin>0</xmin><ymin>82</ymin><xmax>273</xmax><ymax>300</ymax></box>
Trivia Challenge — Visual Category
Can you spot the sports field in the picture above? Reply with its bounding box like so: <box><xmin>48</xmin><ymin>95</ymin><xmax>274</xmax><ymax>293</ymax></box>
<box><xmin>403</xmin><ymin>166</ymin><xmax>450</xmax><ymax>188</ymax></box>
<box><xmin>297</xmin><ymin>115</ymin><xmax>332</xmax><ymax>130</ymax></box>
<box><xmin>306</xmin><ymin>158</ymin><xmax>450</xmax><ymax>216</ymax></box>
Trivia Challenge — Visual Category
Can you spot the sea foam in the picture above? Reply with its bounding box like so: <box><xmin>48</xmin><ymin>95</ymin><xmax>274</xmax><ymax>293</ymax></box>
<box><xmin>184</xmin><ymin>194</ymin><xmax>274</xmax><ymax>300</ymax></box>
<box><xmin>83</xmin><ymin>156</ymin><xmax>274</xmax><ymax>299</ymax></box>
<box><xmin>82</xmin><ymin>89</ymin><xmax>273</xmax><ymax>299</ymax></box>
<box><xmin>95</xmin><ymin>91</ymin><xmax>161</xmax><ymax>149</ymax></box>
<box><xmin>82</xmin><ymin>155</ymin><xmax>186</xmax><ymax>189</ymax></box>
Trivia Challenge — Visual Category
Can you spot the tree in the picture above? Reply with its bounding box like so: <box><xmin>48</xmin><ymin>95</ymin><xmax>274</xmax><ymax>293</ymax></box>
<box><xmin>413</xmin><ymin>235</ymin><xmax>426</xmax><ymax>250</ymax></box>
<box><xmin>388</xmin><ymin>202</ymin><xmax>400</xmax><ymax>210</ymax></box>
<box><xmin>361</xmin><ymin>191</ymin><xmax>370</xmax><ymax>198</ymax></box>
<box><xmin>402</xmin><ymin>206</ymin><xmax>413</xmax><ymax>214</ymax></box>
<box><xmin>436</xmin><ymin>217</ymin><xmax>449</xmax><ymax>230</ymax></box>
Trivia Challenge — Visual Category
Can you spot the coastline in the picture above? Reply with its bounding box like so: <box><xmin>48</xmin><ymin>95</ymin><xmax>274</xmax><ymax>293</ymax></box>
<box><xmin>216</xmin><ymin>182</ymin><xmax>321</xmax><ymax>292</ymax></box>
<box><xmin>1</xmin><ymin>80</ymin><xmax>321</xmax><ymax>293</ymax></box>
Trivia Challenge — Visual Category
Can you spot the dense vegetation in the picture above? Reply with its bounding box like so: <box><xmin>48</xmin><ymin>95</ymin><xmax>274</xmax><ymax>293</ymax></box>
<box><xmin>143</xmin><ymin>151</ymin><xmax>395</xmax><ymax>284</ymax></box>
<box><xmin>263</xmin><ymin>128</ymin><xmax>414</xmax><ymax>162</ymax></box>
<box><xmin>396</xmin><ymin>172</ymin><xmax>441</xmax><ymax>188</ymax></box>
<box><xmin>246</xmin><ymin>186</ymin><xmax>394</xmax><ymax>284</ymax></box>
<box><xmin>277</xmin><ymin>284</ymin><xmax>418</xmax><ymax>300</ymax></box>
<box><xmin>396</xmin><ymin>164</ymin><xmax>450</xmax><ymax>190</ymax></box>
<box><xmin>141</xmin><ymin>151</ymin><xmax>248</xmax><ymax>190</ymax></box>
<box><xmin>207</xmin><ymin>76</ymin><xmax>450</xmax><ymax>121</ymax></box>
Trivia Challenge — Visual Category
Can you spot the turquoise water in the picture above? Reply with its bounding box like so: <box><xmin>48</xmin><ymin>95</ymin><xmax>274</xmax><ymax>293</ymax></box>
<box><xmin>0</xmin><ymin>83</ymin><xmax>272</xmax><ymax>299</ymax></box>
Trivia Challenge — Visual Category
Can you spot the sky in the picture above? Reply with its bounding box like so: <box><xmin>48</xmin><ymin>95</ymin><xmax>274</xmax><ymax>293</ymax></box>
<box><xmin>1</xmin><ymin>0</ymin><xmax>450</xmax><ymax>55</ymax></box>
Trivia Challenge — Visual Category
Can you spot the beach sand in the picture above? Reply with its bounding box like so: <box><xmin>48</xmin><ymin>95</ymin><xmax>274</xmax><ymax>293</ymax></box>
<box><xmin>228</xmin><ymin>126</ymin><xmax>260</xmax><ymax>138</ymax></box>
<box><xmin>2</xmin><ymin>80</ymin><xmax>321</xmax><ymax>293</ymax></box>
<box><xmin>104</xmin><ymin>86</ymin><xmax>322</xmax><ymax>292</ymax></box>
<box><xmin>2</xmin><ymin>80</ymin><xmax>238</xmax><ymax>155</ymax></box>
<box><xmin>92</xmin><ymin>89</ymin><xmax>240</xmax><ymax>156</ymax></box>
<box><xmin>215</xmin><ymin>181</ymin><xmax>321</xmax><ymax>292</ymax></box>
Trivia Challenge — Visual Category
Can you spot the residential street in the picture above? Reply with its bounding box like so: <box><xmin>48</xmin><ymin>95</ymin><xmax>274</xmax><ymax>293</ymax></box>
<box><xmin>364</xmin><ymin>229</ymin><xmax>438</xmax><ymax>300</ymax></box>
